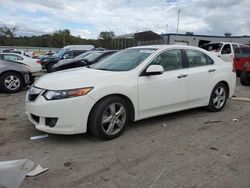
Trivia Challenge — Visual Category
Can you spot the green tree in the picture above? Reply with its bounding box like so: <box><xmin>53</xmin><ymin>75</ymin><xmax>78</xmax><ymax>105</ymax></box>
<box><xmin>98</xmin><ymin>31</ymin><xmax>115</xmax><ymax>40</ymax></box>
<box><xmin>0</xmin><ymin>25</ymin><xmax>17</xmax><ymax>37</ymax></box>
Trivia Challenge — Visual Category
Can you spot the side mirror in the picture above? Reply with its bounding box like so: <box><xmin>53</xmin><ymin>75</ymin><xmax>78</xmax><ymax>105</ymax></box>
<box><xmin>62</xmin><ymin>54</ymin><xmax>69</xmax><ymax>59</ymax></box>
<box><xmin>145</xmin><ymin>65</ymin><xmax>164</xmax><ymax>76</ymax></box>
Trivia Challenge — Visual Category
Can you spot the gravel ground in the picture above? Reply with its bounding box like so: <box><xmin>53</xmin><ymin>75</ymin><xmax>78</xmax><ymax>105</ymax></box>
<box><xmin>0</xmin><ymin>79</ymin><xmax>249</xmax><ymax>188</ymax></box>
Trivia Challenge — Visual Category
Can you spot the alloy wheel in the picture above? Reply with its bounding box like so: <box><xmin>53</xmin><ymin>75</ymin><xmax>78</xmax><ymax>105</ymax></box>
<box><xmin>212</xmin><ymin>86</ymin><xmax>226</xmax><ymax>109</ymax></box>
<box><xmin>4</xmin><ymin>75</ymin><xmax>21</xmax><ymax>91</ymax></box>
<box><xmin>101</xmin><ymin>103</ymin><xmax>127</xmax><ymax>136</ymax></box>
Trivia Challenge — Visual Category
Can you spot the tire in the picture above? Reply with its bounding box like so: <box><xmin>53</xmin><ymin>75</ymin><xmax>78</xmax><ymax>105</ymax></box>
<box><xmin>0</xmin><ymin>72</ymin><xmax>24</xmax><ymax>93</ymax></box>
<box><xmin>46</xmin><ymin>63</ymin><xmax>53</xmax><ymax>73</ymax></box>
<box><xmin>240</xmin><ymin>71</ymin><xmax>250</xmax><ymax>86</ymax></box>
<box><xmin>206</xmin><ymin>83</ymin><xmax>228</xmax><ymax>112</ymax></box>
<box><xmin>236</xmin><ymin>70</ymin><xmax>241</xmax><ymax>77</ymax></box>
<box><xmin>88</xmin><ymin>96</ymin><xmax>129</xmax><ymax>140</ymax></box>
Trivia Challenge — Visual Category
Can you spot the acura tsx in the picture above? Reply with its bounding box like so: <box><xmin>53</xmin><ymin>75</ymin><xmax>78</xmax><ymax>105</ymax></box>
<box><xmin>25</xmin><ymin>45</ymin><xmax>236</xmax><ymax>140</ymax></box>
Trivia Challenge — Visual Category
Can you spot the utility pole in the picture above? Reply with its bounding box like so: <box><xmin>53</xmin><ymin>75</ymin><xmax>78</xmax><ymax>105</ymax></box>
<box><xmin>176</xmin><ymin>9</ymin><xmax>181</xmax><ymax>33</ymax></box>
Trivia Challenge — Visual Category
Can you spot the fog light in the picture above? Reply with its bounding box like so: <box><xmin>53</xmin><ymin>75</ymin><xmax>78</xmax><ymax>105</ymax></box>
<box><xmin>45</xmin><ymin>117</ymin><xmax>58</xmax><ymax>127</ymax></box>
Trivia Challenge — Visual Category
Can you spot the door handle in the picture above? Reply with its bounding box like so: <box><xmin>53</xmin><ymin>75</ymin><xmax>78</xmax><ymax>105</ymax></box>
<box><xmin>177</xmin><ymin>74</ymin><xmax>188</xmax><ymax>79</ymax></box>
<box><xmin>208</xmin><ymin>69</ymin><xmax>216</xmax><ymax>73</ymax></box>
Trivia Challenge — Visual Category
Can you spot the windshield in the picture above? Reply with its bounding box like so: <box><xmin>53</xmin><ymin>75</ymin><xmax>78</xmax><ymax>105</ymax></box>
<box><xmin>83</xmin><ymin>51</ymin><xmax>104</xmax><ymax>63</ymax></box>
<box><xmin>75</xmin><ymin>51</ymin><xmax>93</xmax><ymax>59</ymax></box>
<box><xmin>54</xmin><ymin>48</ymin><xmax>67</xmax><ymax>57</ymax></box>
<box><xmin>201</xmin><ymin>43</ymin><xmax>223</xmax><ymax>52</ymax></box>
<box><xmin>92</xmin><ymin>48</ymin><xmax>156</xmax><ymax>71</ymax></box>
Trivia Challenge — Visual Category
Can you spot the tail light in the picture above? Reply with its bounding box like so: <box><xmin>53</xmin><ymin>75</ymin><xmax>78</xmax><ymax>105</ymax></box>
<box><xmin>36</xmin><ymin>60</ymin><xmax>41</xmax><ymax>64</ymax></box>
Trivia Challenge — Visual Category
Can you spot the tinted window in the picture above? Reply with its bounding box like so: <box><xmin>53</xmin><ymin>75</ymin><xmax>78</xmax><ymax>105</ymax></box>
<box><xmin>73</xmin><ymin>50</ymin><xmax>86</xmax><ymax>57</ymax></box>
<box><xmin>150</xmin><ymin>49</ymin><xmax>183</xmax><ymax>71</ymax></box>
<box><xmin>186</xmin><ymin>50</ymin><xmax>208</xmax><ymax>67</ymax></box>
<box><xmin>221</xmin><ymin>44</ymin><xmax>231</xmax><ymax>54</ymax></box>
<box><xmin>235</xmin><ymin>47</ymin><xmax>250</xmax><ymax>58</ymax></box>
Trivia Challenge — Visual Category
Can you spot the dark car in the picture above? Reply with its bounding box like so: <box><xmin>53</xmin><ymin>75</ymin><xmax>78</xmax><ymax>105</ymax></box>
<box><xmin>51</xmin><ymin>50</ymin><xmax>117</xmax><ymax>72</ymax></box>
<box><xmin>40</xmin><ymin>49</ymin><xmax>87</xmax><ymax>72</ymax></box>
<box><xmin>0</xmin><ymin>60</ymin><xmax>32</xmax><ymax>93</ymax></box>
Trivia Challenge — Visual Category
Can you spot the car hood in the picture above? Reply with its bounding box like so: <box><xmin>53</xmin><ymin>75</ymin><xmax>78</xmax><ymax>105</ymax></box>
<box><xmin>34</xmin><ymin>67</ymin><xmax>121</xmax><ymax>90</ymax></box>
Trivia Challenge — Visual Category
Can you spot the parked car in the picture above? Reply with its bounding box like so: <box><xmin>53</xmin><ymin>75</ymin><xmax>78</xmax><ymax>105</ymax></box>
<box><xmin>201</xmin><ymin>42</ymin><xmax>248</xmax><ymax>62</ymax></box>
<box><xmin>0</xmin><ymin>60</ymin><xmax>32</xmax><ymax>93</ymax></box>
<box><xmin>234</xmin><ymin>47</ymin><xmax>250</xmax><ymax>85</ymax></box>
<box><xmin>40</xmin><ymin>45</ymin><xmax>94</xmax><ymax>72</ymax></box>
<box><xmin>51</xmin><ymin>50</ymin><xmax>117</xmax><ymax>72</ymax></box>
<box><xmin>0</xmin><ymin>53</ymin><xmax>42</xmax><ymax>73</ymax></box>
<box><xmin>1</xmin><ymin>49</ymin><xmax>31</xmax><ymax>57</ymax></box>
<box><xmin>25</xmin><ymin>45</ymin><xmax>236</xmax><ymax>140</ymax></box>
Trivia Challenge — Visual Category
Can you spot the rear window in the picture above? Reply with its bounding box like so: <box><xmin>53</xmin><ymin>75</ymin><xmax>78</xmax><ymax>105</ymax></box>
<box><xmin>235</xmin><ymin>47</ymin><xmax>250</xmax><ymax>58</ymax></box>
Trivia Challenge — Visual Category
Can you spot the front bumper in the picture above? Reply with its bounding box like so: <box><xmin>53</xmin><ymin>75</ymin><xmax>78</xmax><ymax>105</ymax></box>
<box><xmin>25</xmin><ymin>94</ymin><xmax>96</xmax><ymax>134</ymax></box>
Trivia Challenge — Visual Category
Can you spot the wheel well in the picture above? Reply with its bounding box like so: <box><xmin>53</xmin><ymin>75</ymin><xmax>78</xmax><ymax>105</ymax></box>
<box><xmin>88</xmin><ymin>94</ymin><xmax>135</xmax><ymax>123</ymax></box>
<box><xmin>0</xmin><ymin>71</ymin><xmax>24</xmax><ymax>83</ymax></box>
<box><xmin>218</xmin><ymin>81</ymin><xmax>230</xmax><ymax>97</ymax></box>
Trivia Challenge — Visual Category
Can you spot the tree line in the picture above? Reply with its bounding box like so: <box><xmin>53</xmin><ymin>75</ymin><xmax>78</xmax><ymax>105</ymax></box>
<box><xmin>0</xmin><ymin>26</ymin><xmax>134</xmax><ymax>49</ymax></box>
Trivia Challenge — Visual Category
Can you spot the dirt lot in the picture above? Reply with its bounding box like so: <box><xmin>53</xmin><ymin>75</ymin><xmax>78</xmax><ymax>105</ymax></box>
<box><xmin>0</xmin><ymin>79</ymin><xmax>250</xmax><ymax>188</ymax></box>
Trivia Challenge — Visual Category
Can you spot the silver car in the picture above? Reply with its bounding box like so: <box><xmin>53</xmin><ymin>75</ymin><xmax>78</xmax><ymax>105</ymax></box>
<box><xmin>0</xmin><ymin>60</ymin><xmax>32</xmax><ymax>93</ymax></box>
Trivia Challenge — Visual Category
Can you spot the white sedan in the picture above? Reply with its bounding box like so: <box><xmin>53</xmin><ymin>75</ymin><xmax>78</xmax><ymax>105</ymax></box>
<box><xmin>0</xmin><ymin>53</ymin><xmax>42</xmax><ymax>73</ymax></box>
<box><xmin>25</xmin><ymin>45</ymin><xmax>236</xmax><ymax>140</ymax></box>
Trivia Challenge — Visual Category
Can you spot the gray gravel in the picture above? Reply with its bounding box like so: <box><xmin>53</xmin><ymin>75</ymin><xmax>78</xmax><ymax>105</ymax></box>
<box><xmin>0</xmin><ymin>79</ymin><xmax>249</xmax><ymax>188</ymax></box>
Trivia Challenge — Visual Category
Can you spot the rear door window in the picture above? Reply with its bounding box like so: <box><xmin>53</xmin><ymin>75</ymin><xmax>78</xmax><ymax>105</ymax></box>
<box><xmin>185</xmin><ymin>49</ymin><xmax>210</xmax><ymax>67</ymax></box>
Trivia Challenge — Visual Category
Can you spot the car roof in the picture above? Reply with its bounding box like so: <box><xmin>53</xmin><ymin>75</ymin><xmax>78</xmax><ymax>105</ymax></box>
<box><xmin>130</xmin><ymin>44</ymin><xmax>204</xmax><ymax>51</ymax></box>
<box><xmin>0</xmin><ymin>52</ymin><xmax>23</xmax><ymax>56</ymax></box>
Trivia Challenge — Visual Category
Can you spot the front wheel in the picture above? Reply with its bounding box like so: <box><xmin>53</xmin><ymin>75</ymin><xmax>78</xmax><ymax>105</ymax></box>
<box><xmin>240</xmin><ymin>71</ymin><xmax>250</xmax><ymax>86</ymax></box>
<box><xmin>46</xmin><ymin>63</ymin><xmax>53</xmax><ymax>73</ymax></box>
<box><xmin>206</xmin><ymin>83</ymin><xmax>228</xmax><ymax>112</ymax></box>
<box><xmin>88</xmin><ymin>96</ymin><xmax>129</xmax><ymax>140</ymax></box>
<box><xmin>0</xmin><ymin>72</ymin><xmax>24</xmax><ymax>93</ymax></box>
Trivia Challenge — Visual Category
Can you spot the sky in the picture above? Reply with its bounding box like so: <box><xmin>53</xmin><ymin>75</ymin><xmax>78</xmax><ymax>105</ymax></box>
<box><xmin>0</xmin><ymin>0</ymin><xmax>249</xmax><ymax>39</ymax></box>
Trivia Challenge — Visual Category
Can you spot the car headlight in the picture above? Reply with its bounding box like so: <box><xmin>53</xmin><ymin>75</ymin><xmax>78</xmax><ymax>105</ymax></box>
<box><xmin>43</xmin><ymin>87</ymin><xmax>93</xmax><ymax>100</ymax></box>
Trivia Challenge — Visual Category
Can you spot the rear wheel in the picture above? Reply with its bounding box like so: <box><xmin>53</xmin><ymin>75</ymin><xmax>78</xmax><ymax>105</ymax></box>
<box><xmin>206</xmin><ymin>83</ymin><xmax>228</xmax><ymax>112</ymax></box>
<box><xmin>0</xmin><ymin>72</ymin><xmax>24</xmax><ymax>93</ymax></box>
<box><xmin>88</xmin><ymin>96</ymin><xmax>129</xmax><ymax>140</ymax></box>
<box><xmin>240</xmin><ymin>71</ymin><xmax>250</xmax><ymax>86</ymax></box>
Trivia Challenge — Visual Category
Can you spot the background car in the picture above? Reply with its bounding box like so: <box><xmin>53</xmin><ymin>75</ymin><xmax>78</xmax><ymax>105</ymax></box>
<box><xmin>234</xmin><ymin>47</ymin><xmax>250</xmax><ymax>85</ymax></box>
<box><xmin>0</xmin><ymin>53</ymin><xmax>42</xmax><ymax>73</ymax></box>
<box><xmin>201</xmin><ymin>42</ymin><xmax>248</xmax><ymax>62</ymax></box>
<box><xmin>51</xmin><ymin>50</ymin><xmax>117</xmax><ymax>72</ymax></box>
<box><xmin>40</xmin><ymin>45</ymin><xmax>94</xmax><ymax>72</ymax></box>
<box><xmin>26</xmin><ymin>45</ymin><xmax>236</xmax><ymax>140</ymax></box>
<box><xmin>1</xmin><ymin>49</ymin><xmax>32</xmax><ymax>57</ymax></box>
<box><xmin>0</xmin><ymin>59</ymin><xmax>32</xmax><ymax>93</ymax></box>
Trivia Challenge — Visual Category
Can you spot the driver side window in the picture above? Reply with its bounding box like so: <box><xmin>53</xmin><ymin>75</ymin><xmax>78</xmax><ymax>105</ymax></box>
<box><xmin>150</xmin><ymin>49</ymin><xmax>183</xmax><ymax>71</ymax></box>
<box><xmin>221</xmin><ymin>44</ymin><xmax>232</xmax><ymax>54</ymax></box>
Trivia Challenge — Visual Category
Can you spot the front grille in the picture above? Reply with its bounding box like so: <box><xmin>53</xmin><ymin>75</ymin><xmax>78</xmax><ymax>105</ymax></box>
<box><xmin>31</xmin><ymin>114</ymin><xmax>40</xmax><ymax>123</ymax></box>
